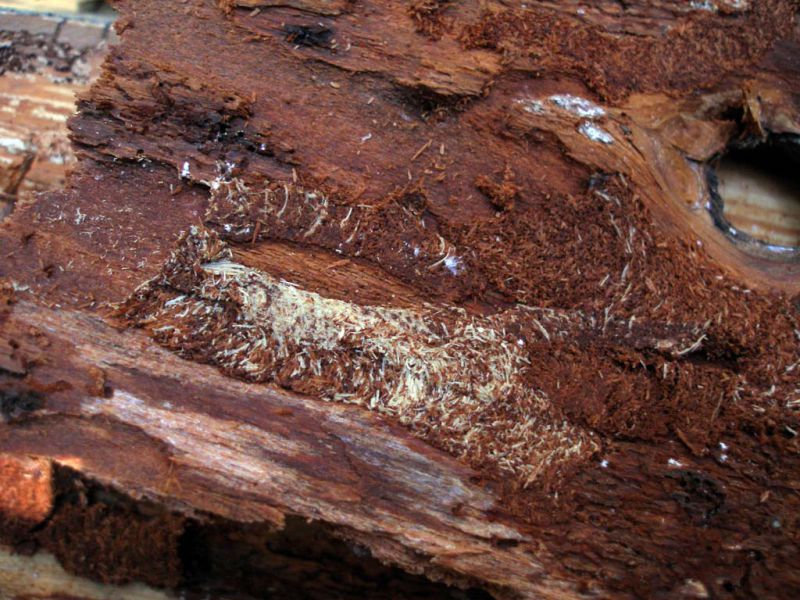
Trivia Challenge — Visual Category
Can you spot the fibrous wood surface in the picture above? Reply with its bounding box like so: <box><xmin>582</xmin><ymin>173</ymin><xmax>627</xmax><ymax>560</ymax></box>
<box><xmin>1</xmin><ymin>1</ymin><xmax>800</xmax><ymax>598</ymax></box>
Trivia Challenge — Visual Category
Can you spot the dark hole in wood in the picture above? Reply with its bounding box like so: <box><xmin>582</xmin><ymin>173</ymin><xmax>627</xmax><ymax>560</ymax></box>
<box><xmin>0</xmin><ymin>388</ymin><xmax>44</xmax><ymax>422</ymax></box>
<box><xmin>707</xmin><ymin>134</ymin><xmax>800</xmax><ymax>261</ymax></box>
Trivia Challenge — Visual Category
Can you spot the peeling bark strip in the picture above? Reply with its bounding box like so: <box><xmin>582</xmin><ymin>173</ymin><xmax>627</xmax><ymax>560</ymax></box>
<box><xmin>120</xmin><ymin>223</ymin><xmax>597</xmax><ymax>486</ymax></box>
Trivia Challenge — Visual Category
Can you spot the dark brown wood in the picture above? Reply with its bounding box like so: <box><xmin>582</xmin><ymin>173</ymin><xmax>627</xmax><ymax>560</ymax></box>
<box><xmin>1</xmin><ymin>1</ymin><xmax>799</xmax><ymax>598</ymax></box>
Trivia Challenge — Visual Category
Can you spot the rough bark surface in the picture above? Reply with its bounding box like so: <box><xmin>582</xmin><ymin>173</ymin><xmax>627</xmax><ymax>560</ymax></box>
<box><xmin>1</xmin><ymin>1</ymin><xmax>800</xmax><ymax>598</ymax></box>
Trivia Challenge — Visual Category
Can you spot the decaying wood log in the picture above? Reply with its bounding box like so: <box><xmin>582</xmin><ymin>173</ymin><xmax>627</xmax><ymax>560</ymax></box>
<box><xmin>1</xmin><ymin>1</ymin><xmax>800</xmax><ymax>598</ymax></box>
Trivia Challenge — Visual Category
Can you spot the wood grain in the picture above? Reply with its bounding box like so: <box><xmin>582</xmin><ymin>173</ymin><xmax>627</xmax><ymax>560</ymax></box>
<box><xmin>0</xmin><ymin>2</ymin><xmax>799</xmax><ymax>598</ymax></box>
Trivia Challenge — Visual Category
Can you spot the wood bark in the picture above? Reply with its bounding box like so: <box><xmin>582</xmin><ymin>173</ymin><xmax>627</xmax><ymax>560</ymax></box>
<box><xmin>1</xmin><ymin>1</ymin><xmax>800</xmax><ymax>598</ymax></box>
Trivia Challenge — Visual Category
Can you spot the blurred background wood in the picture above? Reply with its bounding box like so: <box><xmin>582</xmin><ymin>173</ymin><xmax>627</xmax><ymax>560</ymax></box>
<box><xmin>0</xmin><ymin>8</ymin><xmax>110</xmax><ymax>217</ymax></box>
<box><xmin>0</xmin><ymin>1</ymin><xmax>109</xmax><ymax>15</ymax></box>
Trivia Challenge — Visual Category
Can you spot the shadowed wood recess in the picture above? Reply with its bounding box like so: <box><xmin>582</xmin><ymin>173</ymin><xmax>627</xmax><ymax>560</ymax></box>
<box><xmin>1</xmin><ymin>1</ymin><xmax>800</xmax><ymax>598</ymax></box>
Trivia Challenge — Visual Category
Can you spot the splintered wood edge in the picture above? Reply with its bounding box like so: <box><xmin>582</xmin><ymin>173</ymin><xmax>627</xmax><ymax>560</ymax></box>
<box><xmin>0</xmin><ymin>300</ymin><xmax>585</xmax><ymax>600</ymax></box>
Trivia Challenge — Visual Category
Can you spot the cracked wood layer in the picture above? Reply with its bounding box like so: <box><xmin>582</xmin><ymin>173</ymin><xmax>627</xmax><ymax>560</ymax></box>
<box><xmin>0</xmin><ymin>300</ymin><xmax>565</xmax><ymax>599</ymax></box>
<box><xmin>0</xmin><ymin>1</ymin><xmax>799</xmax><ymax>598</ymax></box>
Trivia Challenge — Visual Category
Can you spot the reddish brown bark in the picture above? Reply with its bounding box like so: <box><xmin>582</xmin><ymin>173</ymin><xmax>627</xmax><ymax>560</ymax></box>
<box><xmin>1</xmin><ymin>1</ymin><xmax>799</xmax><ymax>598</ymax></box>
